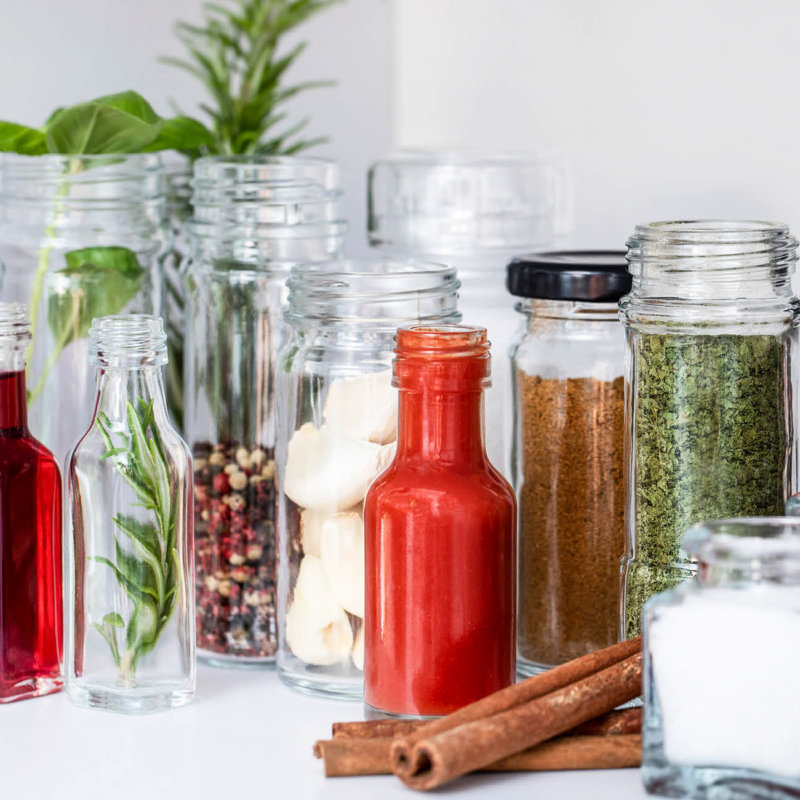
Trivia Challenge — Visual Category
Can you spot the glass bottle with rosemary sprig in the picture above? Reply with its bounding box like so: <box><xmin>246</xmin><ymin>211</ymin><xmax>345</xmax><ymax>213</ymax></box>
<box><xmin>65</xmin><ymin>315</ymin><xmax>194</xmax><ymax>713</ymax></box>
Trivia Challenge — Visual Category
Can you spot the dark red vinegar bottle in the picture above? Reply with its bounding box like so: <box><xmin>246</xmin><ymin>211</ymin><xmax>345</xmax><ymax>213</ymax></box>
<box><xmin>0</xmin><ymin>303</ymin><xmax>62</xmax><ymax>702</ymax></box>
<box><xmin>364</xmin><ymin>325</ymin><xmax>516</xmax><ymax>717</ymax></box>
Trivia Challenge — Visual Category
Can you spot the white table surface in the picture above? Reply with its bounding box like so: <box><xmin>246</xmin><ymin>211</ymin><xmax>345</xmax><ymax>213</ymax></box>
<box><xmin>0</xmin><ymin>666</ymin><xmax>650</xmax><ymax>800</ymax></box>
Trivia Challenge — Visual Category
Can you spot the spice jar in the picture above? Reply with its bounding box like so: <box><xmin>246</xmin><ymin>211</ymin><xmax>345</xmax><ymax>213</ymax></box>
<box><xmin>368</xmin><ymin>152</ymin><xmax>571</xmax><ymax>477</ymax></box>
<box><xmin>64</xmin><ymin>315</ymin><xmax>194</xmax><ymax>713</ymax></box>
<box><xmin>0</xmin><ymin>153</ymin><xmax>169</xmax><ymax>465</ymax></box>
<box><xmin>276</xmin><ymin>259</ymin><xmax>461</xmax><ymax>699</ymax></box>
<box><xmin>621</xmin><ymin>221</ymin><xmax>799</xmax><ymax>636</ymax></box>
<box><xmin>364</xmin><ymin>325</ymin><xmax>516</xmax><ymax>718</ymax></box>
<box><xmin>0</xmin><ymin>303</ymin><xmax>62</xmax><ymax>703</ymax></box>
<box><xmin>644</xmin><ymin>517</ymin><xmax>800</xmax><ymax>798</ymax></box>
<box><xmin>507</xmin><ymin>251</ymin><xmax>631</xmax><ymax>675</ymax></box>
<box><xmin>184</xmin><ymin>156</ymin><xmax>345</xmax><ymax>668</ymax></box>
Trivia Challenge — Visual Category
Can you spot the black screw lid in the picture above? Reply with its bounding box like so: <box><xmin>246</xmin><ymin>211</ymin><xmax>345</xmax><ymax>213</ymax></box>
<box><xmin>506</xmin><ymin>250</ymin><xmax>631</xmax><ymax>302</ymax></box>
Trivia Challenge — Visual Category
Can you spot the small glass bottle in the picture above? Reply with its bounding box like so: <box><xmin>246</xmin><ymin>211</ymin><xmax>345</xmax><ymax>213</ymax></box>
<box><xmin>644</xmin><ymin>517</ymin><xmax>800</xmax><ymax>799</ymax></box>
<box><xmin>276</xmin><ymin>259</ymin><xmax>461</xmax><ymax>699</ymax></box>
<box><xmin>184</xmin><ymin>156</ymin><xmax>345</xmax><ymax>668</ymax></box>
<box><xmin>507</xmin><ymin>252</ymin><xmax>630</xmax><ymax>674</ymax></box>
<box><xmin>364</xmin><ymin>325</ymin><xmax>516</xmax><ymax>718</ymax></box>
<box><xmin>65</xmin><ymin>315</ymin><xmax>194</xmax><ymax>713</ymax></box>
<box><xmin>0</xmin><ymin>302</ymin><xmax>62</xmax><ymax>703</ymax></box>
<box><xmin>0</xmin><ymin>153</ymin><xmax>169</xmax><ymax>464</ymax></box>
<box><xmin>621</xmin><ymin>221</ymin><xmax>799</xmax><ymax>637</ymax></box>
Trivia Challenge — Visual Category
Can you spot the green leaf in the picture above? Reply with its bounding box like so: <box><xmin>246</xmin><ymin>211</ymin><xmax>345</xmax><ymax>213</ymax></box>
<box><xmin>144</xmin><ymin>115</ymin><xmax>214</xmax><ymax>152</ymax></box>
<box><xmin>47</xmin><ymin>246</ymin><xmax>145</xmax><ymax>350</ymax></box>
<box><xmin>126</xmin><ymin>597</ymin><xmax>159</xmax><ymax>652</ymax></box>
<box><xmin>113</xmin><ymin>514</ymin><xmax>162</xmax><ymax>560</ymax></box>
<box><xmin>115</xmin><ymin>539</ymin><xmax>158</xmax><ymax>599</ymax></box>
<box><xmin>90</xmin><ymin>91</ymin><xmax>160</xmax><ymax>124</ymax></box>
<box><xmin>44</xmin><ymin>101</ymin><xmax>163</xmax><ymax>154</ymax></box>
<box><xmin>0</xmin><ymin>121</ymin><xmax>48</xmax><ymax>155</ymax></box>
<box><xmin>103</xmin><ymin>612</ymin><xmax>125</xmax><ymax>628</ymax></box>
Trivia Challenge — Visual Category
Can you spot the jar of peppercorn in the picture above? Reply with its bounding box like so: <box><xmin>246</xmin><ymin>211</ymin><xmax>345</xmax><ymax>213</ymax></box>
<box><xmin>183</xmin><ymin>156</ymin><xmax>346</xmax><ymax>668</ymax></box>
<box><xmin>276</xmin><ymin>259</ymin><xmax>460</xmax><ymax>698</ymax></box>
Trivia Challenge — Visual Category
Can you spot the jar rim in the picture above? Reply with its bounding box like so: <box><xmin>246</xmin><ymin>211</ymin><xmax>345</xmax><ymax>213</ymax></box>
<box><xmin>630</xmin><ymin>219</ymin><xmax>791</xmax><ymax>244</ymax></box>
<box><xmin>89</xmin><ymin>314</ymin><xmax>167</xmax><ymax>368</ymax></box>
<box><xmin>684</xmin><ymin>517</ymin><xmax>800</xmax><ymax>564</ymax></box>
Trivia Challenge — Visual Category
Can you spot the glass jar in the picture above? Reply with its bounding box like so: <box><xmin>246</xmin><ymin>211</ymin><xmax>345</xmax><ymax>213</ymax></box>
<box><xmin>276</xmin><ymin>259</ymin><xmax>461</xmax><ymax>699</ymax></box>
<box><xmin>507</xmin><ymin>252</ymin><xmax>631</xmax><ymax>675</ymax></box>
<box><xmin>368</xmin><ymin>152</ymin><xmax>572</xmax><ymax>478</ymax></box>
<box><xmin>364</xmin><ymin>325</ymin><xmax>516</xmax><ymax>717</ymax></box>
<box><xmin>0</xmin><ymin>154</ymin><xmax>169</xmax><ymax>464</ymax></box>
<box><xmin>0</xmin><ymin>302</ymin><xmax>62</xmax><ymax>703</ymax></box>
<box><xmin>65</xmin><ymin>315</ymin><xmax>194</xmax><ymax>713</ymax></box>
<box><xmin>644</xmin><ymin>517</ymin><xmax>800</xmax><ymax>798</ymax></box>
<box><xmin>184</xmin><ymin>156</ymin><xmax>345</xmax><ymax>668</ymax></box>
<box><xmin>621</xmin><ymin>221</ymin><xmax>799</xmax><ymax>637</ymax></box>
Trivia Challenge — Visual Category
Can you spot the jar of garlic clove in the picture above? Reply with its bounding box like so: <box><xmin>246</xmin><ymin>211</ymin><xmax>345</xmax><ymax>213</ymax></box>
<box><xmin>276</xmin><ymin>259</ymin><xmax>461</xmax><ymax>698</ymax></box>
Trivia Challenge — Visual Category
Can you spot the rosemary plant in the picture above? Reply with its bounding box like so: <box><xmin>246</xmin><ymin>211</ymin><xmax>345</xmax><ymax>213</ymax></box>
<box><xmin>163</xmin><ymin>0</ymin><xmax>341</xmax><ymax>157</ymax></box>
<box><xmin>93</xmin><ymin>399</ymin><xmax>180</xmax><ymax>682</ymax></box>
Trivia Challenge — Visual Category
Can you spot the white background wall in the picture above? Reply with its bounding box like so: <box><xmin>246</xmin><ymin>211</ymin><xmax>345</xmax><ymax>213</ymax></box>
<box><xmin>3</xmin><ymin>0</ymin><xmax>800</xmax><ymax>254</ymax></box>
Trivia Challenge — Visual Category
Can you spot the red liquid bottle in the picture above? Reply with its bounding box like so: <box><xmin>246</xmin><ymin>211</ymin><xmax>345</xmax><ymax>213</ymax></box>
<box><xmin>0</xmin><ymin>304</ymin><xmax>62</xmax><ymax>702</ymax></box>
<box><xmin>364</xmin><ymin>325</ymin><xmax>516</xmax><ymax>717</ymax></box>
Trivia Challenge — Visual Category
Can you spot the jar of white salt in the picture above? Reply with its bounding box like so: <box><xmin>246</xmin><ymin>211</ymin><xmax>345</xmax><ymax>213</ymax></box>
<box><xmin>644</xmin><ymin>517</ymin><xmax>800</xmax><ymax>799</ymax></box>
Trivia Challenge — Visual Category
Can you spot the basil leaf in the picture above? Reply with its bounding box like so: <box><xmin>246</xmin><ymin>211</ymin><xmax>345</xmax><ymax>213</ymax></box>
<box><xmin>44</xmin><ymin>102</ymin><xmax>162</xmax><ymax>154</ymax></box>
<box><xmin>47</xmin><ymin>246</ymin><xmax>145</xmax><ymax>348</ymax></box>
<box><xmin>90</xmin><ymin>91</ymin><xmax>160</xmax><ymax>125</ymax></box>
<box><xmin>144</xmin><ymin>115</ymin><xmax>214</xmax><ymax>152</ymax></box>
<box><xmin>0</xmin><ymin>122</ymin><xmax>48</xmax><ymax>155</ymax></box>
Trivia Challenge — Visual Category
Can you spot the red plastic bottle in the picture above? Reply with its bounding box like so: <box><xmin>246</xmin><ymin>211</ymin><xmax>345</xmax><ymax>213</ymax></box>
<box><xmin>364</xmin><ymin>325</ymin><xmax>516</xmax><ymax>717</ymax></box>
<box><xmin>0</xmin><ymin>304</ymin><xmax>62</xmax><ymax>702</ymax></box>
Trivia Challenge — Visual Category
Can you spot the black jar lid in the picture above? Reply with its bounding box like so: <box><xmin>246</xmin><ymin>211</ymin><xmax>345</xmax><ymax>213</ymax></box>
<box><xmin>506</xmin><ymin>250</ymin><xmax>631</xmax><ymax>302</ymax></box>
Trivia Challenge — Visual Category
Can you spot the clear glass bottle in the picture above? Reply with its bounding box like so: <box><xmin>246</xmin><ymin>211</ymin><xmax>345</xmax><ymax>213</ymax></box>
<box><xmin>0</xmin><ymin>154</ymin><xmax>169</xmax><ymax>464</ymax></box>
<box><xmin>364</xmin><ymin>325</ymin><xmax>516</xmax><ymax>717</ymax></box>
<box><xmin>507</xmin><ymin>252</ymin><xmax>630</xmax><ymax>675</ymax></box>
<box><xmin>184</xmin><ymin>156</ymin><xmax>345</xmax><ymax>668</ymax></box>
<box><xmin>65</xmin><ymin>315</ymin><xmax>194</xmax><ymax>713</ymax></box>
<box><xmin>276</xmin><ymin>259</ymin><xmax>461</xmax><ymax>699</ymax></box>
<box><xmin>0</xmin><ymin>302</ymin><xmax>62</xmax><ymax>702</ymax></box>
<box><xmin>621</xmin><ymin>221</ymin><xmax>799</xmax><ymax>637</ymax></box>
<box><xmin>644</xmin><ymin>517</ymin><xmax>800</xmax><ymax>798</ymax></box>
<box><xmin>368</xmin><ymin>152</ymin><xmax>572</xmax><ymax>477</ymax></box>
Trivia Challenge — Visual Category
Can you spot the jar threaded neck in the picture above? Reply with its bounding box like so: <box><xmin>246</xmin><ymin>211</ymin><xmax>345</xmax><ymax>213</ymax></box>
<box><xmin>89</xmin><ymin>315</ymin><xmax>167</xmax><ymax>368</ymax></box>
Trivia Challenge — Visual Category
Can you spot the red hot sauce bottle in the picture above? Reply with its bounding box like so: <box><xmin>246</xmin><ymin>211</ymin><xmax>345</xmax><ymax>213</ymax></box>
<box><xmin>0</xmin><ymin>303</ymin><xmax>62</xmax><ymax>702</ymax></box>
<box><xmin>364</xmin><ymin>325</ymin><xmax>516</xmax><ymax>717</ymax></box>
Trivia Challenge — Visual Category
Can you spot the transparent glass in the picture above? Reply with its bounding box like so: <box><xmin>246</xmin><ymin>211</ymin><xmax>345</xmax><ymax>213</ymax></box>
<box><xmin>511</xmin><ymin>299</ymin><xmax>626</xmax><ymax>675</ymax></box>
<box><xmin>65</xmin><ymin>316</ymin><xmax>194</xmax><ymax>713</ymax></box>
<box><xmin>0</xmin><ymin>154</ymin><xmax>170</xmax><ymax>465</ymax></box>
<box><xmin>0</xmin><ymin>303</ymin><xmax>62</xmax><ymax>702</ymax></box>
<box><xmin>644</xmin><ymin>517</ymin><xmax>800</xmax><ymax>799</ymax></box>
<box><xmin>368</xmin><ymin>152</ymin><xmax>572</xmax><ymax>478</ymax></box>
<box><xmin>276</xmin><ymin>259</ymin><xmax>461</xmax><ymax>699</ymax></box>
<box><xmin>184</xmin><ymin>156</ymin><xmax>345</xmax><ymax>668</ymax></box>
<box><xmin>620</xmin><ymin>221</ymin><xmax>799</xmax><ymax>637</ymax></box>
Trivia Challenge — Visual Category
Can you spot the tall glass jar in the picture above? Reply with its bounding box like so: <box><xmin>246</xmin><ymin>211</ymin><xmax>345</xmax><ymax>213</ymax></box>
<box><xmin>276</xmin><ymin>259</ymin><xmax>461</xmax><ymax>699</ymax></box>
<box><xmin>0</xmin><ymin>154</ymin><xmax>169</xmax><ymax>464</ymax></box>
<box><xmin>507</xmin><ymin>252</ymin><xmax>631</xmax><ymax>675</ymax></box>
<box><xmin>368</xmin><ymin>152</ymin><xmax>572</xmax><ymax>477</ymax></box>
<box><xmin>65</xmin><ymin>315</ymin><xmax>194</xmax><ymax>714</ymax></box>
<box><xmin>621</xmin><ymin>221</ymin><xmax>799</xmax><ymax>637</ymax></box>
<box><xmin>644</xmin><ymin>518</ymin><xmax>800</xmax><ymax>799</ymax></box>
<box><xmin>184</xmin><ymin>156</ymin><xmax>345</xmax><ymax>668</ymax></box>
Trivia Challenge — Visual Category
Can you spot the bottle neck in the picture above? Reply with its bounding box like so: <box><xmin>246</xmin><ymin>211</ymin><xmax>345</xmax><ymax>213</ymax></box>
<box><xmin>0</xmin><ymin>369</ymin><xmax>28</xmax><ymax>433</ymax></box>
<box><xmin>396</xmin><ymin>387</ymin><xmax>487</xmax><ymax>467</ymax></box>
<box><xmin>93</xmin><ymin>366</ymin><xmax>169</xmax><ymax>426</ymax></box>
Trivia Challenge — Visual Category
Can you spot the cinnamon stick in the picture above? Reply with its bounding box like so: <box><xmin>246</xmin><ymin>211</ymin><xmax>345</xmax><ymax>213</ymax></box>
<box><xmin>394</xmin><ymin>652</ymin><xmax>643</xmax><ymax>791</ymax></box>
<box><xmin>391</xmin><ymin>636</ymin><xmax>640</xmax><ymax>771</ymax></box>
<box><xmin>332</xmin><ymin>706</ymin><xmax>642</xmax><ymax>740</ymax></box>
<box><xmin>315</xmin><ymin>734</ymin><xmax>641</xmax><ymax>777</ymax></box>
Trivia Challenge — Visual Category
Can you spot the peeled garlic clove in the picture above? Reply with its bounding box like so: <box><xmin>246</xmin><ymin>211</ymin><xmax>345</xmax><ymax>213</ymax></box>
<box><xmin>285</xmin><ymin>554</ymin><xmax>353</xmax><ymax>666</ymax></box>
<box><xmin>319</xmin><ymin>510</ymin><xmax>364</xmax><ymax>617</ymax></box>
<box><xmin>351</xmin><ymin>624</ymin><xmax>364</xmax><ymax>671</ymax></box>
<box><xmin>284</xmin><ymin>423</ymin><xmax>386</xmax><ymax>510</ymax></box>
<box><xmin>300</xmin><ymin>507</ymin><xmax>333</xmax><ymax>558</ymax></box>
<box><xmin>323</xmin><ymin>369</ymin><xmax>397</xmax><ymax>444</ymax></box>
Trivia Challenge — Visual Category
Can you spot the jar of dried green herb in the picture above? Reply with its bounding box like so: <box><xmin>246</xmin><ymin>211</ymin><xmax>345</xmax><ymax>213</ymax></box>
<box><xmin>621</xmin><ymin>220</ymin><xmax>799</xmax><ymax>637</ymax></box>
<box><xmin>507</xmin><ymin>251</ymin><xmax>631</xmax><ymax>675</ymax></box>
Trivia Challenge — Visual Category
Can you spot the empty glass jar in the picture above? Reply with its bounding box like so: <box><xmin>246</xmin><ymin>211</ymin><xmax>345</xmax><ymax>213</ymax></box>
<box><xmin>276</xmin><ymin>258</ymin><xmax>461</xmax><ymax>699</ymax></box>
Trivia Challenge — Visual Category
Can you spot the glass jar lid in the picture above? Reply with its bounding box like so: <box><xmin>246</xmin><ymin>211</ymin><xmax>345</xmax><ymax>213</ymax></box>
<box><xmin>506</xmin><ymin>251</ymin><xmax>631</xmax><ymax>302</ymax></box>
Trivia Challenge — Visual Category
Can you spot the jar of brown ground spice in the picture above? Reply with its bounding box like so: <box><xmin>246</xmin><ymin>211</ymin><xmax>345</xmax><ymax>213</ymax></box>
<box><xmin>507</xmin><ymin>251</ymin><xmax>631</xmax><ymax>676</ymax></box>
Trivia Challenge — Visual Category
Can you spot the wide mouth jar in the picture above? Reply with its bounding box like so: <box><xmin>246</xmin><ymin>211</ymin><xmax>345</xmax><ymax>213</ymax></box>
<box><xmin>285</xmin><ymin>259</ymin><xmax>461</xmax><ymax>328</ymax></box>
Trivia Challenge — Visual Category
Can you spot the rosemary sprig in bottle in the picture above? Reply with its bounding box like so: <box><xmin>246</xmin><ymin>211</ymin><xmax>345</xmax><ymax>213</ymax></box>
<box><xmin>92</xmin><ymin>398</ymin><xmax>181</xmax><ymax>683</ymax></box>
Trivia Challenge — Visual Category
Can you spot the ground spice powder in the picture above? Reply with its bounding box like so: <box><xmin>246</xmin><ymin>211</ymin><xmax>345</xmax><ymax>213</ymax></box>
<box><xmin>517</xmin><ymin>371</ymin><xmax>625</xmax><ymax>668</ymax></box>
